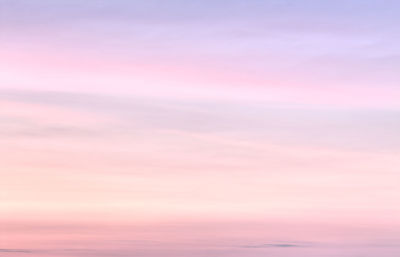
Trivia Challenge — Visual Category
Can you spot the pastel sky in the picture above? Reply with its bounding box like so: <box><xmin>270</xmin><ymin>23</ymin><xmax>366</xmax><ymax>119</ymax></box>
<box><xmin>1</xmin><ymin>1</ymin><xmax>400</xmax><ymax>256</ymax></box>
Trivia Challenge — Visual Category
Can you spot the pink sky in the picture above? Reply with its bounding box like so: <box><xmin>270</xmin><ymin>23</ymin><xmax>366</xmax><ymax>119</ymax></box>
<box><xmin>1</xmin><ymin>1</ymin><xmax>400</xmax><ymax>256</ymax></box>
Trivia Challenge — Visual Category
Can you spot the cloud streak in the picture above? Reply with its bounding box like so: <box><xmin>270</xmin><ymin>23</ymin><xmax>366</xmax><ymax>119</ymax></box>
<box><xmin>241</xmin><ymin>243</ymin><xmax>304</xmax><ymax>248</ymax></box>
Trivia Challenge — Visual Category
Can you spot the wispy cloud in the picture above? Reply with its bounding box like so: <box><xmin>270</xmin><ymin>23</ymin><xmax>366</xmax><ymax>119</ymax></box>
<box><xmin>0</xmin><ymin>249</ymin><xmax>32</xmax><ymax>253</ymax></box>
<box><xmin>240</xmin><ymin>243</ymin><xmax>306</xmax><ymax>248</ymax></box>
<box><xmin>1</xmin><ymin>89</ymin><xmax>399</xmax><ymax>150</ymax></box>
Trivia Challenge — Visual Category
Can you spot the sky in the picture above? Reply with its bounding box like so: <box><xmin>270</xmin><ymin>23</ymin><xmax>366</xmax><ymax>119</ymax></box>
<box><xmin>1</xmin><ymin>0</ymin><xmax>400</xmax><ymax>256</ymax></box>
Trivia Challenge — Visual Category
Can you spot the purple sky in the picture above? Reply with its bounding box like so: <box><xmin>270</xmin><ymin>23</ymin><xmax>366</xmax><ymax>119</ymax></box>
<box><xmin>1</xmin><ymin>1</ymin><xmax>400</xmax><ymax>256</ymax></box>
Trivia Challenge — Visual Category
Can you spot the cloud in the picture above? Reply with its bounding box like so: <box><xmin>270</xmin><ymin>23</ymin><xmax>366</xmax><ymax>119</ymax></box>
<box><xmin>0</xmin><ymin>248</ymin><xmax>98</xmax><ymax>255</ymax></box>
<box><xmin>241</xmin><ymin>243</ymin><xmax>305</xmax><ymax>248</ymax></box>
<box><xmin>2</xmin><ymin>89</ymin><xmax>400</xmax><ymax>151</ymax></box>
<box><xmin>0</xmin><ymin>249</ymin><xmax>32</xmax><ymax>253</ymax></box>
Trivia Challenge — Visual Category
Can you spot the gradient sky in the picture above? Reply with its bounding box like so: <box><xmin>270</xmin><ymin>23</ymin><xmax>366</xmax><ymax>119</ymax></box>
<box><xmin>1</xmin><ymin>1</ymin><xmax>400</xmax><ymax>256</ymax></box>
